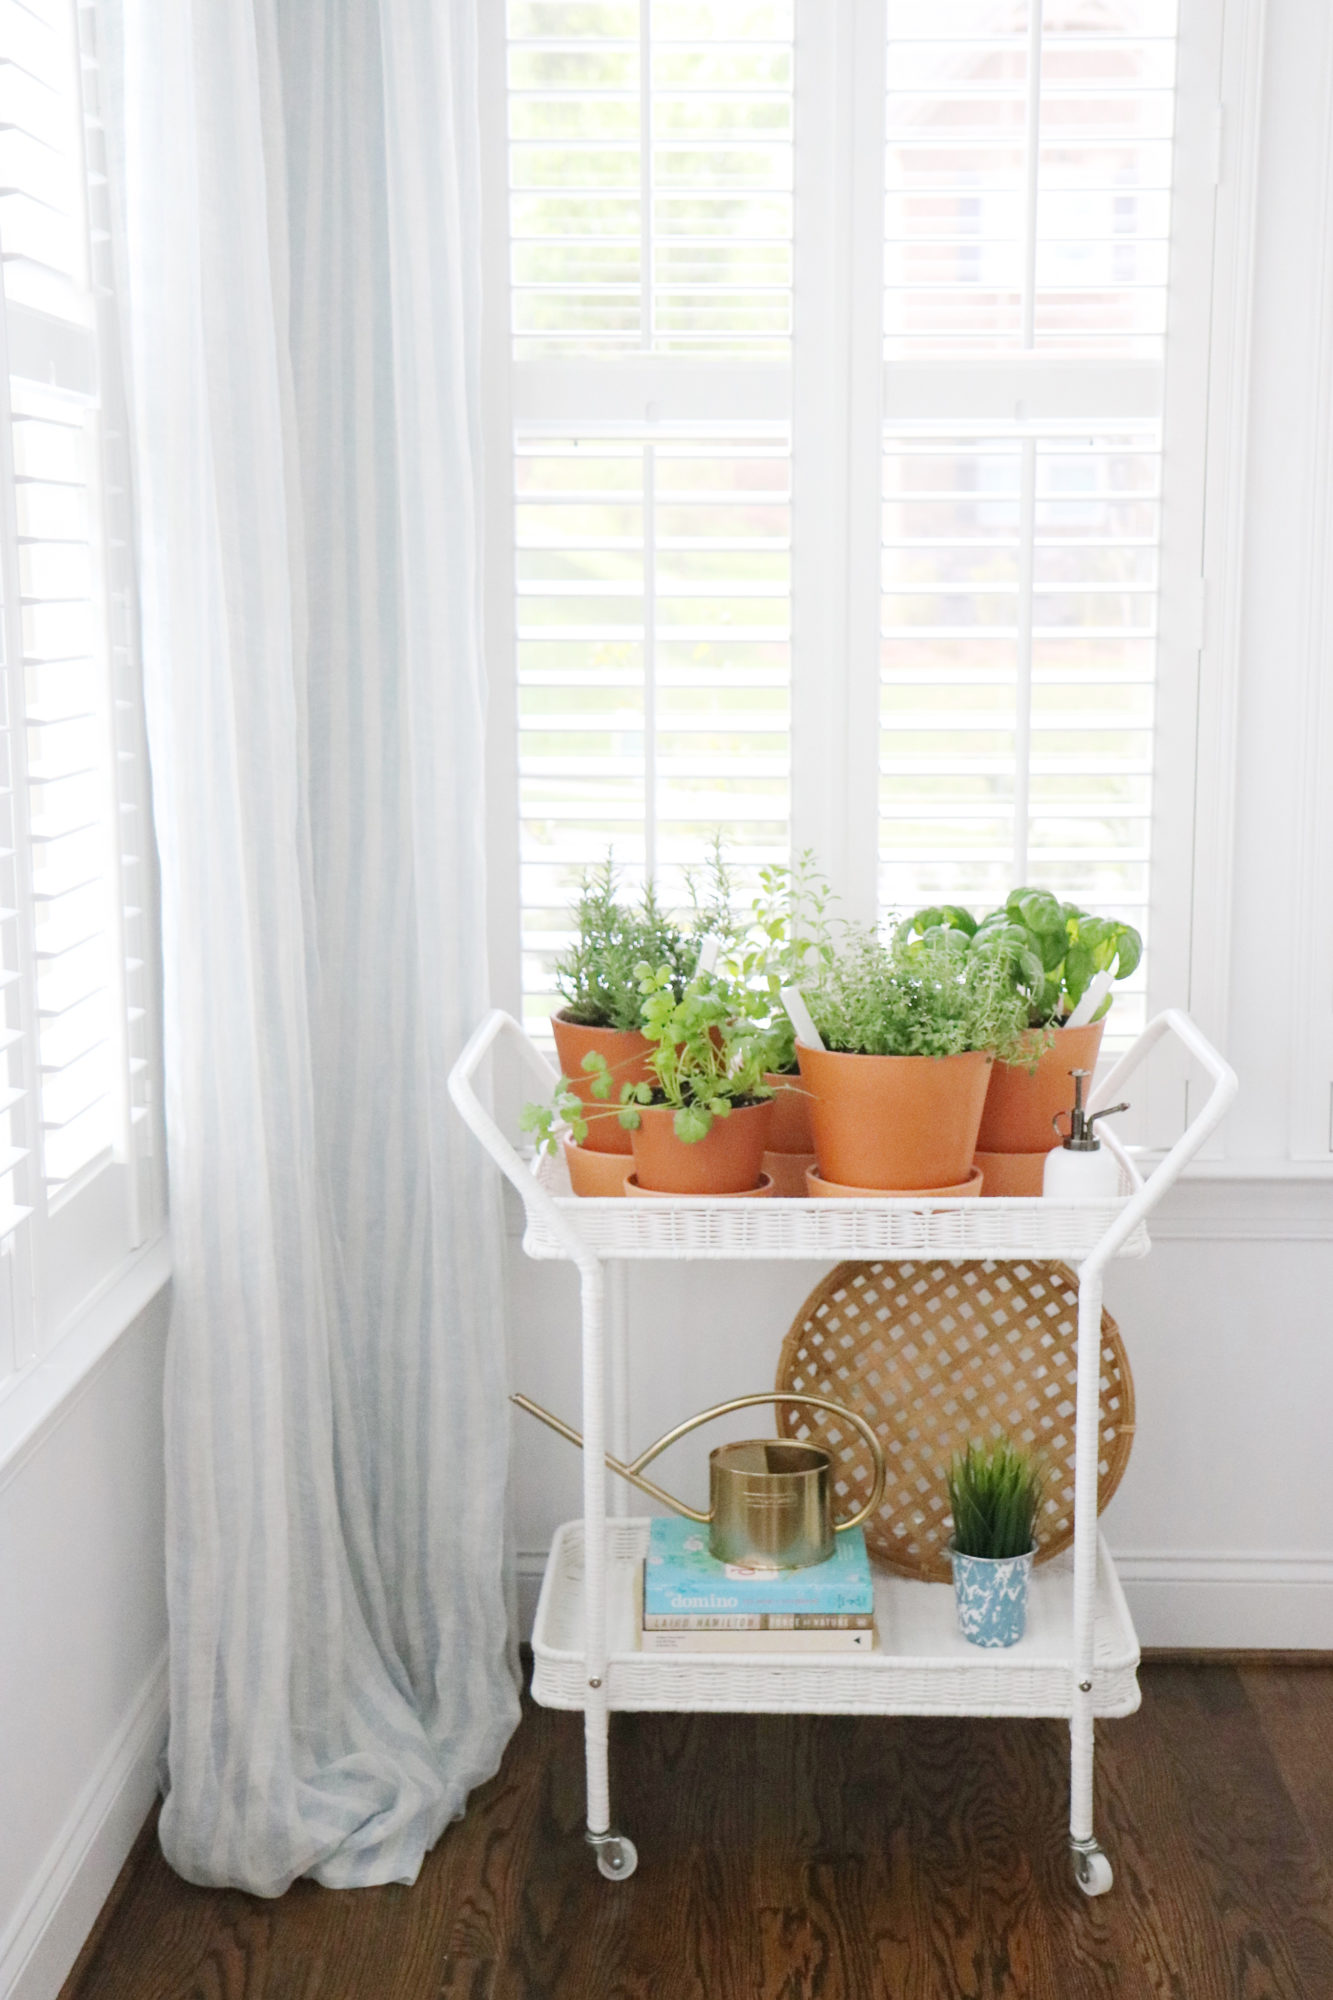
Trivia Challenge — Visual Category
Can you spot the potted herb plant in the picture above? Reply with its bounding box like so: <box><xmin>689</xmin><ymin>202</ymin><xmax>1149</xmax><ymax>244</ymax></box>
<box><xmin>946</xmin><ymin>1439</ymin><xmax>1044</xmax><ymax>1648</ymax></box>
<box><xmin>548</xmin><ymin>860</ymin><xmax>697</xmax><ymax>1170</ymax></box>
<box><xmin>970</xmin><ymin>889</ymin><xmax>1142</xmax><ymax>1186</ymax></box>
<box><xmin>797</xmin><ymin>923</ymin><xmax>1030</xmax><ymax>1191</ymax></box>
<box><xmin>726</xmin><ymin>852</ymin><xmax>835</xmax><ymax>1193</ymax></box>
<box><xmin>620</xmin><ymin>968</ymin><xmax>776</xmax><ymax>1194</ymax></box>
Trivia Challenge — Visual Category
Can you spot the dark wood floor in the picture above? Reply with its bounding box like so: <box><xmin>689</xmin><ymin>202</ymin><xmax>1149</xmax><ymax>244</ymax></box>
<box><xmin>62</xmin><ymin>1662</ymin><xmax>1333</xmax><ymax>2000</ymax></box>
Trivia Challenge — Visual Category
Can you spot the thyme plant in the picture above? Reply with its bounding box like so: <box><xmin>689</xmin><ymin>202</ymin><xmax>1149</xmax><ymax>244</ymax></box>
<box><xmin>806</xmin><ymin>924</ymin><xmax>1031</xmax><ymax>1062</ymax></box>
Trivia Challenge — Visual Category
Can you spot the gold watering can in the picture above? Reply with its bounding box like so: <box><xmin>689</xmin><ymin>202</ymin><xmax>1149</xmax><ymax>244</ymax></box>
<box><xmin>512</xmin><ymin>1391</ymin><xmax>886</xmax><ymax>1571</ymax></box>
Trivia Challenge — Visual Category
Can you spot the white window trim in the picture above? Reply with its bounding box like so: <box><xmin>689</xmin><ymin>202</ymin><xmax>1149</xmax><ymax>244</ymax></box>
<box><xmin>0</xmin><ymin>1229</ymin><xmax>169</xmax><ymax>1487</ymax></box>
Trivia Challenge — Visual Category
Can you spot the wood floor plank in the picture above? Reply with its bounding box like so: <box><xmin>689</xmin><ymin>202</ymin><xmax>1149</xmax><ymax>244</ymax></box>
<box><xmin>1241</xmin><ymin>1663</ymin><xmax>1333</xmax><ymax>1863</ymax></box>
<box><xmin>61</xmin><ymin>1665</ymin><xmax>1333</xmax><ymax>2000</ymax></box>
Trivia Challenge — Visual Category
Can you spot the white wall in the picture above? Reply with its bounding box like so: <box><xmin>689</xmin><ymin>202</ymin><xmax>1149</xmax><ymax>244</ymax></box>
<box><xmin>505</xmin><ymin>0</ymin><xmax>1333</xmax><ymax>1656</ymax></box>
<box><xmin>0</xmin><ymin>1283</ymin><xmax>169</xmax><ymax>2000</ymax></box>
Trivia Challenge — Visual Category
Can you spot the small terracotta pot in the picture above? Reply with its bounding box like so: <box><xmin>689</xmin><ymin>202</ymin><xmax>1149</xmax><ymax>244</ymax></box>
<box><xmin>561</xmin><ymin>1136</ymin><xmax>629</xmax><ymax>1198</ymax></box>
<box><xmin>763</xmin><ymin>1072</ymin><xmax>815</xmax><ymax>1154</ymax></box>
<box><xmin>973</xmin><ymin>1149</ymin><xmax>1046</xmax><ymax>1198</ymax></box>
<box><xmin>629</xmin><ymin>1098</ymin><xmax>775</xmax><ymax>1195</ymax></box>
<box><xmin>805</xmin><ymin>1164</ymin><xmax>984</xmax><ymax>1200</ymax></box>
<box><xmin>625</xmin><ymin>1172</ymin><xmax>775</xmax><ymax>1199</ymax></box>
<box><xmin>763</xmin><ymin>1149</ymin><xmax>819</xmax><ymax>1198</ymax></box>
<box><xmin>976</xmin><ymin>1020</ymin><xmax>1106</xmax><ymax>1156</ymax></box>
<box><xmin>796</xmin><ymin>1044</ymin><xmax>993</xmax><ymax>1190</ymax></box>
<box><xmin>550</xmin><ymin>1012</ymin><xmax>655</xmax><ymax>1156</ymax></box>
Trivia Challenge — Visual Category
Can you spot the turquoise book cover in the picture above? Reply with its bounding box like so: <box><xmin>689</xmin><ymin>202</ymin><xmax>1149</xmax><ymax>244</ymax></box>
<box><xmin>643</xmin><ymin>1517</ymin><xmax>874</xmax><ymax>1622</ymax></box>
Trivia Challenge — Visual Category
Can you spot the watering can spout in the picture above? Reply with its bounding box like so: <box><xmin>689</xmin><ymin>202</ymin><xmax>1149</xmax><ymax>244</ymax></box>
<box><xmin>510</xmin><ymin>1390</ymin><xmax>887</xmax><ymax>1569</ymax></box>
<box><xmin>510</xmin><ymin>1392</ymin><xmax>709</xmax><ymax>1521</ymax></box>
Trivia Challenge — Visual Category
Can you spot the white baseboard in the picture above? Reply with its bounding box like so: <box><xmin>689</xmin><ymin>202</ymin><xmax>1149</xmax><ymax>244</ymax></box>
<box><xmin>516</xmin><ymin>1545</ymin><xmax>1333</xmax><ymax>1652</ymax></box>
<box><xmin>0</xmin><ymin>1647</ymin><xmax>168</xmax><ymax>2000</ymax></box>
<box><xmin>1117</xmin><ymin>1551</ymin><xmax>1333</xmax><ymax>1650</ymax></box>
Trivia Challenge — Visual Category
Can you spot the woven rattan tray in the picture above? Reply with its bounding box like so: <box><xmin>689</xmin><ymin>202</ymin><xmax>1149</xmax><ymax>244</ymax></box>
<box><xmin>775</xmin><ymin>1260</ymin><xmax>1135</xmax><ymax>1582</ymax></box>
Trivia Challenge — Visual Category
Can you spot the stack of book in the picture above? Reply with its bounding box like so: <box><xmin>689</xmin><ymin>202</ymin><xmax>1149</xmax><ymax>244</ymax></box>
<box><xmin>640</xmin><ymin>1517</ymin><xmax>877</xmax><ymax>1653</ymax></box>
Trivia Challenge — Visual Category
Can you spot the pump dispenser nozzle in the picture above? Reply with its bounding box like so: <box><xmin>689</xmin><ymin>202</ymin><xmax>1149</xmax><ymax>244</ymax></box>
<box><xmin>1051</xmin><ymin>1071</ymin><xmax>1129</xmax><ymax>1153</ymax></box>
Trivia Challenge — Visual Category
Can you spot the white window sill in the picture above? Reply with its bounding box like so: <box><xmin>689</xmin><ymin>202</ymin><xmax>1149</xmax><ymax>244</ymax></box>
<box><xmin>0</xmin><ymin>1233</ymin><xmax>172</xmax><ymax>1490</ymax></box>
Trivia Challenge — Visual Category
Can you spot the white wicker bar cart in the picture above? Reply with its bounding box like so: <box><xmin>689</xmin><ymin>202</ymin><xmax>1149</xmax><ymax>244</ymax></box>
<box><xmin>449</xmin><ymin>1009</ymin><xmax>1236</xmax><ymax>1894</ymax></box>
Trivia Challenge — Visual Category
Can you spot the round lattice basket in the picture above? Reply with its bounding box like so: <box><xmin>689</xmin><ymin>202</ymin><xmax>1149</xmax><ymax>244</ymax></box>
<box><xmin>775</xmin><ymin>1259</ymin><xmax>1135</xmax><ymax>1581</ymax></box>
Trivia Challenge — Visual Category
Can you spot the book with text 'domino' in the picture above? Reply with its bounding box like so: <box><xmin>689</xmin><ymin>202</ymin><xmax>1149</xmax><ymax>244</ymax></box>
<box><xmin>642</xmin><ymin>1516</ymin><xmax>875</xmax><ymax>1630</ymax></box>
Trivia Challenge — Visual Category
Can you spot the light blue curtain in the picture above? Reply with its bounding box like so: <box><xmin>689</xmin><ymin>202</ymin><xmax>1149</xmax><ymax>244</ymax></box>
<box><xmin>108</xmin><ymin>0</ymin><xmax>519</xmax><ymax>1893</ymax></box>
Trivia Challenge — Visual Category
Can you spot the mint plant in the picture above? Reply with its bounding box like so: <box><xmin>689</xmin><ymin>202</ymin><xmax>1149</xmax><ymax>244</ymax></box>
<box><xmin>725</xmin><ymin>851</ymin><xmax>837</xmax><ymax>1073</ymax></box>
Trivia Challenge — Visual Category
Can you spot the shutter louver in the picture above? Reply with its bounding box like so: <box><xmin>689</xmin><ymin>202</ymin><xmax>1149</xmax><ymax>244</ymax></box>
<box><xmin>508</xmin><ymin>0</ymin><xmax>793</xmax><ymax>358</ymax></box>
<box><xmin>516</xmin><ymin>431</ymin><xmax>790</xmax><ymax>1032</ymax></box>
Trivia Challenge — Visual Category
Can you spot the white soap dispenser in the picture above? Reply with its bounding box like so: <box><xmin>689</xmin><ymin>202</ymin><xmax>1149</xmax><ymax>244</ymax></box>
<box><xmin>1042</xmin><ymin>1069</ymin><xmax>1129</xmax><ymax>1200</ymax></box>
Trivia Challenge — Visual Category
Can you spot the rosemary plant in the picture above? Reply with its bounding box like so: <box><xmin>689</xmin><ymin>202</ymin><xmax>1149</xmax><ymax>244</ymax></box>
<box><xmin>553</xmin><ymin>858</ymin><xmax>695</xmax><ymax>1030</ymax></box>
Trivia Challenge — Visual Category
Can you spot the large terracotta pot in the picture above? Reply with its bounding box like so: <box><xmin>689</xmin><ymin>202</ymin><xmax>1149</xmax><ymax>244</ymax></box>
<box><xmin>629</xmin><ymin>1098</ymin><xmax>775</xmax><ymax>1194</ymax></box>
<box><xmin>976</xmin><ymin>1020</ymin><xmax>1106</xmax><ymax>1156</ymax></box>
<box><xmin>796</xmin><ymin>1044</ymin><xmax>993</xmax><ymax>1191</ymax></box>
<box><xmin>973</xmin><ymin>1150</ymin><xmax>1045</xmax><ymax>1198</ymax></box>
<box><xmin>763</xmin><ymin>1071</ymin><xmax>814</xmax><ymax>1154</ymax></box>
<box><xmin>550</xmin><ymin>1012</ymin><xmax>655</xmax><ymax>1156</ymax></box>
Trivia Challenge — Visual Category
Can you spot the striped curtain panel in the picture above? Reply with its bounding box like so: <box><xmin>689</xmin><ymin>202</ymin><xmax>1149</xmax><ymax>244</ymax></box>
<box><xmin>107</xmin><ymin>0</ymin><xmax>519</xmax><ymax>1892</ymax></box>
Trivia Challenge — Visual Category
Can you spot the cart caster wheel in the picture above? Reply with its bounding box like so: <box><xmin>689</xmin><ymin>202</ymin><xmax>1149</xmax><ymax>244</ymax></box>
<box><xmin>590</xmin><ymin>1833</ymin><xmax>638</xmax><ymax>1881</ymax></box>
<box><xmin>1071</xmin><ymin>1842</ymin><xmax>1113</xmax><ymax>1897</ymax></box>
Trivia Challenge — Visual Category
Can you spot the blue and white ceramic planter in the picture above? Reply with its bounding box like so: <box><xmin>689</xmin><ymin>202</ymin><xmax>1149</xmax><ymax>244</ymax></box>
<box><xmin>948</xmin><ymin>1541</ymin><xmax>1036</xmax><ymax>1648</ymax></box>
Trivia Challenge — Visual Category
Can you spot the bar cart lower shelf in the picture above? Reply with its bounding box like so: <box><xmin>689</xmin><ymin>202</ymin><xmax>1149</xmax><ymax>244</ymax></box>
<box><xmin>532</xmin><ymin>1516</ymin><xmax>1142</xmax><ymax>1720</ymax></box>
<box><xmin>449</xmin><ymin>1006</ymin><xmax>1238</xmax><ymax>1901</ymax></box>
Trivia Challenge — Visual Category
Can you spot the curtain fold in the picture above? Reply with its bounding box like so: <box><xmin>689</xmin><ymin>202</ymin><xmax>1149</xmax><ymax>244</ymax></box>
<box><xmin>110</xmin><ymin>0</ymin><xmax>518</xmax><ymax>1894</ymax></box>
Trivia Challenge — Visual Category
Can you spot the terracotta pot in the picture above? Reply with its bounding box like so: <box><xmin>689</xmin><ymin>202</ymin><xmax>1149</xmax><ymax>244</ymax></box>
<box><xmin>629</xmin><ymin>1098</ymin><xmax>775</xmax><ymax>1195</ymax></box>
<box><xmin>763</xmin><ymin>1072</ymin><xmax>815</xmax><ymax>1154</ymax></box>
<box><xmin>763</xmin><ymin>1149</ymin><xmax>819</xmax><ymax>1198</ymax></box>
<box><xmin>976</xmin><ymin>1020</ymin><xmax>1105</xmax><ymax>1156</ymax></box>
<box><xmin>973</xmin><ymin>1149</ymin><xmax>1046</xmax><ymax>1198</ymax></box>
<box><xmin>796</xmin><ymin>1044</ymin><xmax>993</xmax><ymax>1191</ymax></box>
<box><xmin>805</xmin><ymin>1164</ymin><xmax>984</xmax><ymax>1200</ymax></box>
<box><xmin>625</xmin><ymin>1172</ymin><xmax>775</xmax><ymax>1199</ymax></box>
<box><xmin>550</xmin><ymin>1012</ymin><xmax>655</xmax><ymax>1156</ymax></box>
<box><xmin>561</xmin><ymin>1136</ymin><xmax>629</xmax><ymax>1198</ymax></box>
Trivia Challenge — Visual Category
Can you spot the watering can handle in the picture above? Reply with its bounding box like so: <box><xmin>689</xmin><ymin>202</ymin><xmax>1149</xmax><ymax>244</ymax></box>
<box><xmin>511</xmin><ymin>1390</ymin><xmax>887</xmax><ymax>1535</ymax></box>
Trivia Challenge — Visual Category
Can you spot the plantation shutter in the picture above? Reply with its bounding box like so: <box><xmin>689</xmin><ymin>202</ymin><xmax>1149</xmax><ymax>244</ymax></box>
<box><xmin>493</xmin><ymin>0</ymin><xmax>1202</xmax><ymax>1053</ymax></box>
<box><xmin>505</xmin><ymin>0</ymin><xmax>795</xmax><ymax>1034</ymax></box>
<box><xmin>0</xmin><ymin>0</ymin><xmax>157</xmax><ymax>1372</ymax></box>
<box><xmin>877</xmin><ymin>0</ymin><xmax>1178</xmax><ymax>1041</ymax></box>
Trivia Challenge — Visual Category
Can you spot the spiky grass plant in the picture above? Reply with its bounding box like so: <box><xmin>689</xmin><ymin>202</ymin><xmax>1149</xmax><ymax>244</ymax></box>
<box><xmin>946</xmin><ymin>1439</ymin><xmax>1044</xmax><ymax>1561</ymax></box>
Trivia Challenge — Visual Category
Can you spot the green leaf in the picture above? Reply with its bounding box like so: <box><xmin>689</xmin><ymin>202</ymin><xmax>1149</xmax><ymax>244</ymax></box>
<box><xmin>1063</xmin><ymin>939</ymin><xmax>1094</xmax><ymax>1004</ymax></box>
<box><xmin>1112</xmin><ymin>924</ymin><xmax>1142</xmax><ymax>980</ymax></box>
<box><xmin>674</xmin><ymin>1104</ymin><xmax>712</xmax><ymax>1143</ymax></box>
